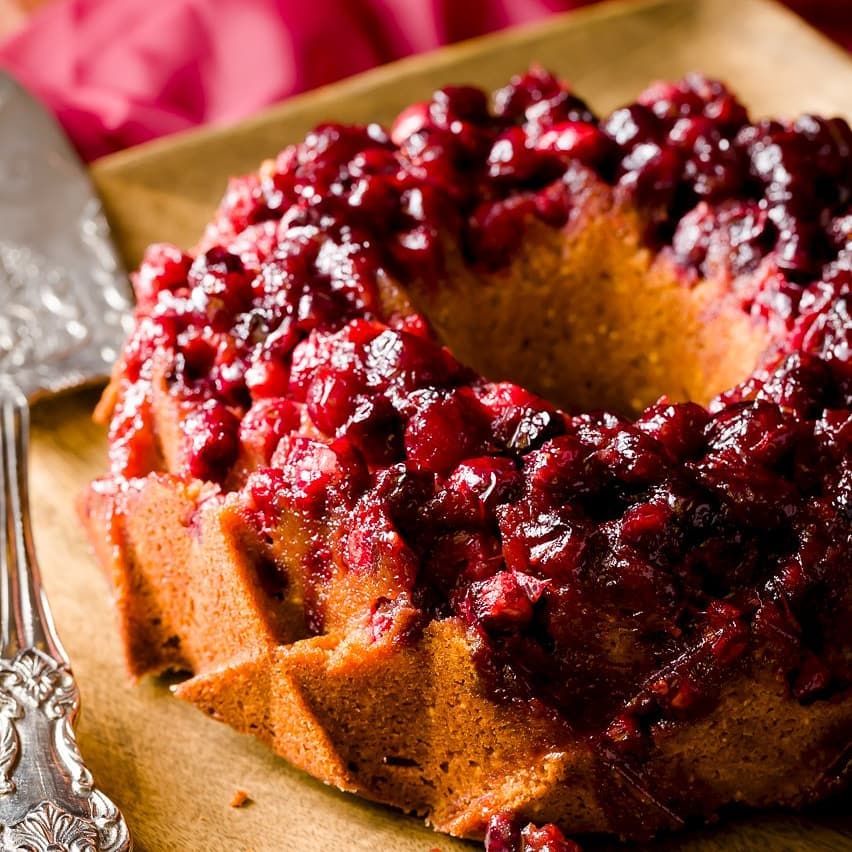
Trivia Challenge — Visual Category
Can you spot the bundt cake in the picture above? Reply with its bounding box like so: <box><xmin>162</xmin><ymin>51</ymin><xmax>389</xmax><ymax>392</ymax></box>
<box><xmin>80</xmin><ymin>68</ymin><xmax>852</xmax><ymax>850</ymax></box>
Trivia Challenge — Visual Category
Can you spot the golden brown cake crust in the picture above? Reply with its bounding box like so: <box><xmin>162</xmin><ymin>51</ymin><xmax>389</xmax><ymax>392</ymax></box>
<box><xmin>80</xmin><ymin>471</ymin><xmax>852</xmax><ymax>838</ymax></box>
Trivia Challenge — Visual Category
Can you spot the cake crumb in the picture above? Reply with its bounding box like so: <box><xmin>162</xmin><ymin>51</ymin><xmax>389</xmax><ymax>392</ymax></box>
<box><xmin>229</xmin><ymin>789</ymin><xmax>251</xmax><ymax>808</ymax></box>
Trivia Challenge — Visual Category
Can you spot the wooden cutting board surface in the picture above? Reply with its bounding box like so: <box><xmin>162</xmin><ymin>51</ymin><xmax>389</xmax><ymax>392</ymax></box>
<box><xmin>27</xmin><ymin>0</ymin><xmax>852</xmax><ymax>849</ymax></box>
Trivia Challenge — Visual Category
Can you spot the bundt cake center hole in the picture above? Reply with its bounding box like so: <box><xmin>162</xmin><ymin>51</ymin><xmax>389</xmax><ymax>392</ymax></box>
<box><xmin>406</xmin><ymin>220</ymin><xmax>769</xmax><ymax>417</ymax></box>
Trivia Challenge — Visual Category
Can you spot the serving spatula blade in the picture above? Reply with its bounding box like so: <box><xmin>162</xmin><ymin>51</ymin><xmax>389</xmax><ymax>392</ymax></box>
<box><xmin>0</xmin><ymin>71</ymin><xmax>132</xmax><ymax>849</ymax></box>
<box><xmin>0</xmin><ymin>71</ymin><xmax>133</xmax><ymax>401</ymax></box>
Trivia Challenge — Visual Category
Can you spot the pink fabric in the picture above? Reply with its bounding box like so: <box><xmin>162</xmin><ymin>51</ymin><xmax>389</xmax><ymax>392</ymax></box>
<box><xmin>0</xmin><ymin>0</ymin><xmax>847</xmax><ymax>162</ymax></box>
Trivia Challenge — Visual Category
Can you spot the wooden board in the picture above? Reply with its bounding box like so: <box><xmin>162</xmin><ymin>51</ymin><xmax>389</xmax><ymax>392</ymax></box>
<box><xmin>26</xmin><ymin>0</ymin><xmax>852</xmax><ymax>849</ymax></box>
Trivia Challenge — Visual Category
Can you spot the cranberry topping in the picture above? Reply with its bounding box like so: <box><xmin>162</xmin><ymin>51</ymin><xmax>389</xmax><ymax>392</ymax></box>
<box><xmin>112</xmin><ymin>70</ymin><xmax>851</xmax><ymax>489</ymax></box>
<box><xmin>104</xmin><ymin>70</ymin><xmax>852</xmax><ymax>848</ymax></box>
<box><xmin>181</xmin><ymin>399</ymin><xmax>240</xmax><ymax>483</ymax></box>
<box><xmin>238</xmin><ymin>397</ymin><xmax>302</xmax><ymax>467</ymax></box>
<box><xmin>485</xmin><ymin>812</ymin><xmax>581</xmax><ymax>852</ymax></box>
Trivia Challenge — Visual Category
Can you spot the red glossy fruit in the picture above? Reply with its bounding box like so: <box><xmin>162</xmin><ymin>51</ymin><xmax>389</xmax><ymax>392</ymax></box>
<box><xmin>404</xmin><ymin>388</ymin><xmax>489</xmax><ymax>475</ymax></box>
<box><xmin>535</xmin><ymin>121</ymin><xmax>610</xmax><ymax>166</ymax></box>
<box><xmin>182</xmin><ymin>400</ymin><xmax>240</xmax><ymax>483</ymax></box>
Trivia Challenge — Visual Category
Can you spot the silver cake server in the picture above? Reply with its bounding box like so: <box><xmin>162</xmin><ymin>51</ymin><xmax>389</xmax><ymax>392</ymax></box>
<box><xmin>0</xmin><ymin>71</ymin><xmax>132</xmax><ymax>849</ymax></box>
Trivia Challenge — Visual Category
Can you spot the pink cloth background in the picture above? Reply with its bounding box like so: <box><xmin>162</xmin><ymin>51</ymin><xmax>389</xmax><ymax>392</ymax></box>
<box><xmin>0</xmin><ymin>0</ymin><xmax>848</xmax><ymax>162</ymax></box>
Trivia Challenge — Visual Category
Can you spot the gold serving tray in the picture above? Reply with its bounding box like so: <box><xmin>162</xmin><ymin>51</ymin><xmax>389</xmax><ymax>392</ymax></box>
<box><xmin>28</xmin><ymin>0</ymin><xmax>852</xmax><ymax>848</ymax></box>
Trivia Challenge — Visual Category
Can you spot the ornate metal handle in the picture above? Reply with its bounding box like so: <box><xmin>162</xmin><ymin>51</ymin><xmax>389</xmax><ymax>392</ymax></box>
<box><xmin>0</xmin><ymin>378</ymin><xmax>130</xmax><ymax>851</ymax></box>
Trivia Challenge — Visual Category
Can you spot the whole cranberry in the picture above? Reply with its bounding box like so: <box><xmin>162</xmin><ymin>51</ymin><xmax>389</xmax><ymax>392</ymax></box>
<box><xmin>638</xmin><ymin>79</ymin><xmax>703</xmax><ymax>120</ymax></box>
<box><xmin>430</xmin><ymin>85</ymin><xmax>490</xmax><ymax>127</ymax></box>
<box><xmin>493</xmin><ymin>66</ymin><xmax>563</xmax><ymax>120</ymax></box>
<box><xmin>533</xmin><ymin>179</ymin><xmax>573</xmax><ymax>227</ymax></box>
<box><xmin>793</xmin><ymin>114</ymin><xmax>850</xmax><ymax>180</ymax></box>
<box><xmin>345</xmin><ymin>497</ymin><xmax>418</xmax><ymax>585</ymax></box>
<box><xmin>523</xmin><ymin>435</ymin><xmax>595</xmax><ymax>499</ymax></box>
<box><xmin>424</xmin><ymin>530</ymin><xmax>504</xmax><ymax>594</ymax></box>
<box><xmin>775</xmin><ymin>220</ymin><xmax>821</xmax><ymax>277</ymax></box>
<box><xmin>466</xmin><ymin>570</ymin><xmax>548</xmax><ymax>631</ymax></box>
<box><xmin>347</xmin><ymin>147</ymin><xmax>399</xmax><ymax>177</ymax></box>
<box><xmin>439</xmin><ymin>456</ymin><xmax>522</xmax><ymax>525</ymax></box>
<box><xmin>602</xmin><ymin>104</ymin><xmax>661</xmax><ymax>149</ymax></box>
<box><xmin>404</xmin><ymin>388</ymin><xmax>489</xmax><ymax>475</ymax></box>
<box><xmin>399</xmin><ymin>128</ymin><xmax>462</xmax><ymax>191</ymax></box>
<box><xmin>400</xmin><ymin>184</ymin><xmax>446</xmax><ymax>225</ymax></box>
<box><xmin>363</xmin><ymin>327</ymin><xmax>466</xmax><ymax>395</ymax></box>
<box><xmin>484</xmin><ymin>812</ymin><xmax>521</xmax><ymax>852</ymax></box>
<box><xmin>388</xmin><ymin>312</ymin><xmax>434</xmax><ymax>341</ymax></box>
<box><xmin>696</xmin><ymin>76</ymin><xmax>749</xmax><ymax>129</ymax></box>
<box><xmin>341</xmin><ymin>394</ymin><xmax>404</xmax><ymax>465</ymax></box>
<box><xmin>466</xmin><ymin>197</ymin><xmax>537</xmax><ymax>268</ymax></box>
<box><xmin>705</xmin><ymin>401</ymin><xmax>801</xmax><ymax>467</ymax></box>
<box><xmin>497</xmin><ymin>501</ymin><xmax>587</xmax><ymax>580</ymax></box>
<box><xmin>756</xmin><ymin>352</ymin><xmax>832</xmax><ymax>415</ymax></box>
<box><xmin>535</xmin><ymin>122</ymin><xmax>611</xmax><ymax>167</ymax></box>
<box><xmin>684</xmin><ymin>132</ymin><xmax>747</xmax><ymax>200</ymax></box>
<box><xmin>618</xmin><ymin>143</ymin><xmax>682</xmax><ymax>209</ymax></box>
<box><xmin>524</xmin><ymin>90</ymin><xmax>596</xmax><ymax>130</ymax></box>
<box><xmin>245</xmin><ymin>352</ymin><xmax>292</xmax><ymax>401</ymax></box>
<box><xmin>288</xmin><ymin>320</ymin><xmax>381</xmax><ymax>401</ymax></box>
<box><xmin>670</xmin><ymin>202</ymin><xmax>717</xmax><ymax>271</ymax></box>
<box><xmin>215</xmin><ymin>173</ymin><xmax>268</xmax><ymax>237</ymax></box>
<box><xmin>595</xmin><ymin>426</ymin><xmax>669</xmax><ymax>484</ymax></box>
<box><xmin>391</xmin><ymin>225</ymin><xmax>443</xmax><ymax>282</ymax></box>
<box><xmin>618</xmin><ymin>501</ymin><xmax>672</xmax><ymax>550</ymax></box>
<box><xmin>182</xmin><ymin>399</ymin><xmax>240</xmax><ymax>483</ymax></box>
<box><xmin>346</xmin><ymin>175</ymin><xmax>400</xmax><ymax>223</ymax></box>
<box><xmin>176</xmin><ymin>331</ymin><xmax>217</xmax><ymax>384</ymax></box>
<box><xmin>635</xmin><ymin>400</ymin><xmax>710</xmax><ymax>461</ymax></box>
<box><xmin>391</xmin><ymin>102</ymin><xmax>431</xmax><ymax>146</ymax></box>
<box><xmin>478</xmin><ymin>382</ymin><xmax>563</xmax><ymax>453</ymax></box>
<box><xmin>208</xmin><ymin>348</ymin><xmax>250</xmax><ymax>407</ymax></box>
<box><xmin>487</xmin><ymin>127</ymin><xmax>550</xmax><ymax>183</ymax></box>
<box><xmin>520</xmin><ymin>822</ymin><xmax>582</xmax><ymax>852</ymax></box>
<box><xmin>271</xmin><ymin>435</ymin><xmax>367</xmax><ymax>510</ymax></box>
<box><xmin>305</xmin><ymin>364</ymin><xmax>366</xmax><ymax>435</ymax></box>
<box><xmin>132</xmin><ymin>243</ymin><xmax>192</xmax><ymax>309</ymax></box>
<box><xmin>242</xmin><ymin>468</ymin><xmax>289</xmax><ymax>534</ymax></box>
<box><xmin>239</xmin><ymin>398</ymin><xmax>302</xmax><ymax>464</ymax></box>
<box><xmin>667</xmin><ymin>116</ymin><xmax>716</xmax><ymax>149</ymax></box>
<box><xmin>722</xmin><ymin>201</ymin><xmax>776</xmax><ymax>276</ymax></box>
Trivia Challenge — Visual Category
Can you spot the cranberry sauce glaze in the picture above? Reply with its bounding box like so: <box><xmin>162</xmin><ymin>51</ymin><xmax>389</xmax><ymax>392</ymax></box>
<box><xmin>106</xmin><ymin>70</ymin><xmax>851</xmax><ymax>846</ymax></box>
